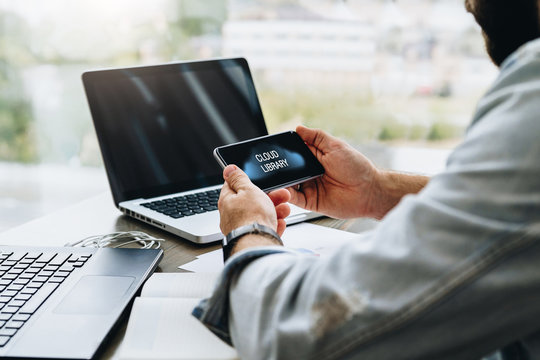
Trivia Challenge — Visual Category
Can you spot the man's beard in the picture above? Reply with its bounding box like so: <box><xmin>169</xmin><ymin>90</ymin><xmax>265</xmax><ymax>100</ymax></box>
<box><xmin>465</xmin><ymin>0</ymin><xmax>540</xmax><ymax>66</ymax></box>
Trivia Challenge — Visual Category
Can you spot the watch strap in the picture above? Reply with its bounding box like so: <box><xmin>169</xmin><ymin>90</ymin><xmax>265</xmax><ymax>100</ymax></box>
<box><xmin>222</xmin><ymin>223</ymin><xmax>282</xmax><ymax>261</ymax></box>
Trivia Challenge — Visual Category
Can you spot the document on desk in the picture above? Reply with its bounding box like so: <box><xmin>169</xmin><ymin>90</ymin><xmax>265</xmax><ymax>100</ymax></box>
<box><xmin>118</xmin><ymin>272</ymin><xmax>238</xmax><ymax>360</ymax></box>
<box><xmin>179</xmin><ymin>222</ymin><xmax>363</xmax><ymax>272</ymax></box>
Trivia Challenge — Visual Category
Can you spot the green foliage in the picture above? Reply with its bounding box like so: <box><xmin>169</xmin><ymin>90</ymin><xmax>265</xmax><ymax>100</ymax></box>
<box><xmin>408</xmin><ymin>124</ymin><xmax>428</xmax><ymax>141</ymax></box>
<box><xmin>427</xmin><ymin>121</ymin><xmax>463</xmax><ymax>141</ymax></box>
<box><xmin>0</xmin><ymin>11</ymin><xmax>38</xmax><ymax>162</ymax></box>
<box><xmin>259</xmin><ymin>89</ymin><xmax>466</xmax><ymax>144</ymax></box>
<box><xmin>0</xmin><ymin>99</ymin><xmax>37</xmax><ymax>162</ymax></box>
<box><xmin>378</xmin><ymin>120</ymin><xmax>407</xmax><ymax>141</ymax></box>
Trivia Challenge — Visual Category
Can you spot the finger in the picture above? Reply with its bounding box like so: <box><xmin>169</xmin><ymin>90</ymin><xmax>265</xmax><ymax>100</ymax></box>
<box><xmin>223</xmin><ymin>165</ymin><xmax>255</xmax><ymax>193</ymax></box>
<box><xmin>287</xmin><ymin>185</ymin><xmax>307</xmax><ymax>209</ymax></box>
<box><xmin>218</xmin><ymin>180</ymin><xmax>233</xmax><ymax>200</ymax></box>
<box><xmin>296</xmin><ymin>125</ymin><xmax>337</xmax><ymax>154</ymax></box>
<box><xmin>276</xmin><ymin>218</ymin><xmax>287</xmax><ymax>237</ymax></box>
<box><xmin>217</xmin><ymin>181</ymin><xmax>234</xmax><ymax>212</ymax></box>
<box><xmin>275</xmin><ymin>203</ymin><xmax>291</xmax><ymax>220</ymax></box>
<box><xmin>268</xmin><ymin>188</ymin><xmax>291</xmax><ymax>206</ymax></box>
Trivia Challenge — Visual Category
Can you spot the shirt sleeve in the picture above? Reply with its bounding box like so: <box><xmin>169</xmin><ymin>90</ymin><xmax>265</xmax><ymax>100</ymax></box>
<box><xmin>194</xmin><ymin>42</ymin><xmax>540</xmax><ymax>360</ymax></box>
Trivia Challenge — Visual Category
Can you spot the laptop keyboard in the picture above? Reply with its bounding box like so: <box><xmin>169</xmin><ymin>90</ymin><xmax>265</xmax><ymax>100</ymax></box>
<box><xmin>140</xmin><ymin>188</ymin><xmax>220</xmax><ymax>219</ymax></box>
<box><xmin>0</xmin><ymin>251</ymin><xmax>92</xmax><ymax>347</ymax></box>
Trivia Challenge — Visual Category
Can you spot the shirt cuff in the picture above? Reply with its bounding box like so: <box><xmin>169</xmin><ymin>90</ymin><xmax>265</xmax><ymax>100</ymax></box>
<box><xmin>192</xmin><ymin>246</ymin><xmax>300</xmax><ymax>346</ymax></box>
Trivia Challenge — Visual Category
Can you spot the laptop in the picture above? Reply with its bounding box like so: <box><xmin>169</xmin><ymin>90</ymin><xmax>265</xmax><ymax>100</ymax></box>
<box><xmin>82</xmin><ymin>58</ymin><xmax>321</xmax><ymax>244</ymax></box>
<box><xmin>0</xmin><ymin>245</ymin><xmax>162</xmax><ymax>359</ymax></box>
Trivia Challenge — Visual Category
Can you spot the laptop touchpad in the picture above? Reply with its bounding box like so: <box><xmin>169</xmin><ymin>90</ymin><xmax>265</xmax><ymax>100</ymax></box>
<box><xmin>55</xmin><ymin>275</ymin><xmax>135</xmax><ymax>315</ymax></box>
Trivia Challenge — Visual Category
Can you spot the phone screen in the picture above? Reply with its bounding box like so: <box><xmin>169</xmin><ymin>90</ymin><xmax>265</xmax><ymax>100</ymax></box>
<box><xmin>214</xmin><ymin>131</ymin><xmax>324</xmax><ymax>192</ymax></box>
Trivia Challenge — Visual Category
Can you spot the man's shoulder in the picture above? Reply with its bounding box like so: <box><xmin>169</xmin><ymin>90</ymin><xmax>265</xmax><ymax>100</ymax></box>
<box><xmin>473</xmin><ymin>37</ymin><xmax>540</xmax><ymax>130</ymax></box>
<box><xmin>451</xmin><ymin>39</ymin><xmax>540</xmax><ymax>171</ymax></box>
<box><xmin>500</xmin><ymin>37</ymin><xmax>540</xmax><ymax>71</ymax></box>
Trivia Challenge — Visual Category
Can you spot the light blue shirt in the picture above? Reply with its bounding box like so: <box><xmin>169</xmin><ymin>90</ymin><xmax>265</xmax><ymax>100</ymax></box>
<box><xmin>194</xmin><ymin>38</ymin><xmax>540</xmax><ymax>360</ymax></box>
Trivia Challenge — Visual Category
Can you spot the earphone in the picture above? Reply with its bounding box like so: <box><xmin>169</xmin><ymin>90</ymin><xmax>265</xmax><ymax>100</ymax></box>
<box><xmin>64</xmin><ymin>231</ymin><xmax>165</xmax><ymax>249</ymax></box>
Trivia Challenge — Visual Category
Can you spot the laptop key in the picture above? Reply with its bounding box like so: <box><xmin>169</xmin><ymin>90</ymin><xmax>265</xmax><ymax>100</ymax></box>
<box><xmin>43</xmin><ymin>264</ymin><xmax>59</xmax><ymax>270</ymax></box>
<box><xmin>29</xmin><ymin>262</ymin><xmax>46</xmax><ymax>269</ymax></box>
<box><xmin>58</xmin><ymin>264</ymin><xmax>74</xmax><ymax>272</ymax></box>
<box><xmin>0</xmin><ymin>335</ymin><xmax>10</xmax><ymax>347</ymax></box>
<box><xmin>20</xmin><ymin>287</ymin><xmax>38</xmax><ymax>295</ymax></box>
<box><xmin>13</xmin><ymin>263</ymin><xmax>30</xmax><ymax>270</ymax></box>
<box><xmin>0</xmin><ymin>290</ymin><xmax>17</xmax><ymax>297</ymax></box>
<box><xmin>8</xmin><ymin>300</ymin><xmax>26</xmax><ymax>308</ymax></box>
<box><xmin>0</xmin><ymin>328</ymin><xmax>16</xmax><ymax>336</ymax></box>
<box><xmin>26</xmin><ymin>281</ymin><xmax>43</xmax><ymax>289</ymax></box>
<box><xmin>7</xmin><ymin>253</ymin><xmax>26</xmax><ymax>262</ymax></box>
<box><xmin>1</xmin><ymin>307</ymin><xmax>19</xmax><ymax>314</ymax></box>
<box><xmin>19</xmin><ymin>282</ymin><xmax>59</xmax><ymax>314</ymax></box>
<box><xmin>35</xmin><ymin>253</ymin><xmax>56</xmax><ymax>263</ymax></box>
<box><xmin>14</xmin><ymin>294</ymin><xmax>31</xmax><ymax>302</ymax></box>
<box><xmin>6</xmin><ymin>284</ymin><xmax>23</xmax><ymax>292</ymax></box>
<box><xmin>67</xmin><ymin>254</ymin><xmax>81</xmax><ymax>263</ymax></box>
<box><xmin>13</xmin><ymin>278</ymin><xmax>30</xmax><ymax>285</ymax></box>
<box><xmin>24</xmin><ymin>253</ymin><xmax>42</xmax><ymax>260</ymax></box>
<box><xmin>49</xmin><ymin>254</ymin><xmax>69</xmax><ymax>266</ymax></box>
<box><xmin>5</xmin><ymin>320</ymin><xmax>23</xmax><ymax>329</ymax></box>
<box><xmin>31</xmin><ymin>276</ymin><xmax>49</xmax><ymax>283</ymax></box>
<box><xmin>7</xmin><ymin>268</ymin><xmax>24</xmax><ymax>275</ymax></box>
<box><xmin>11</xmin><ymin>314</ymin><xmax>30</xmax><ymax>322</ymax></box>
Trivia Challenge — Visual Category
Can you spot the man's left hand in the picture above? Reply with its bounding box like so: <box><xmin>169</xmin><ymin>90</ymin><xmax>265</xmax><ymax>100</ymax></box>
<box><xmin>218</xmin><ymin>165</ymin><xmax>291</xmax><ymax>237</ymax></box>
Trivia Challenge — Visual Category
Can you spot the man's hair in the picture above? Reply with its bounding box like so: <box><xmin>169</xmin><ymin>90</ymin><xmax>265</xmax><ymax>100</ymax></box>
<box><xmin>466</xmin><ymin>0</ymin><xmax>540</xmax><ymax>66</ymax></box>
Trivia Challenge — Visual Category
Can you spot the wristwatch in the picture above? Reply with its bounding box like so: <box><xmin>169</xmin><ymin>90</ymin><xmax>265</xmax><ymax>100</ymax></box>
<box><xmin>222</xmin><ymin>223</ymin><xmax>283</xmax><ymax>262</ymax></box>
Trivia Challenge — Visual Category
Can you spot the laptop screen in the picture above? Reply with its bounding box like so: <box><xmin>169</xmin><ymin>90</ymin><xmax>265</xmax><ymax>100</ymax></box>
<box><xmin>83</xmin><ymin>58</ymin><xmax>268</xmax><ymax>205</ymax></box>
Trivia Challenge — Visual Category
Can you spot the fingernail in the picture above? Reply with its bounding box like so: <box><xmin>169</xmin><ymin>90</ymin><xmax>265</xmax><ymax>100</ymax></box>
<box><xmin>223</xmin><ymin>165</ymin><xmax>237</xmax><ymax>179</ymax></box>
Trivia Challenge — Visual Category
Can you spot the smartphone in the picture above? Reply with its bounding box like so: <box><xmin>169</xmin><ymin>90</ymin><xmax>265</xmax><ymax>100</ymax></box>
<box><xmin>213</xmin><ymin>131</ymin><xmax>325</xmax><ymax>192</ymax></box>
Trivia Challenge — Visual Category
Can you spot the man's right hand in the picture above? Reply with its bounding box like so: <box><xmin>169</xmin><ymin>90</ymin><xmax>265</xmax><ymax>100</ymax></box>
<box><xmin>288</xmin><ymin>125</ymin><xmax>429</xmax><ymax>220</ymax></box>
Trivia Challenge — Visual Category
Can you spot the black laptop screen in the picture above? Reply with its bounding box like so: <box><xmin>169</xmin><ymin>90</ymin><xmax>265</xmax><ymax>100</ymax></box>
<box><xmin>83</xmin><ymin>58</ymin><xmax>268</xmax><ymax>205</ymax></box>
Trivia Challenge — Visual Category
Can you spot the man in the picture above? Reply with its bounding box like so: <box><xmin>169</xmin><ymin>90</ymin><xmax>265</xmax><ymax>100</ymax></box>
<box><xmin>194</xmin><ymin>1</ymin><xmax>540</xmax><ymax>359</ymax></box>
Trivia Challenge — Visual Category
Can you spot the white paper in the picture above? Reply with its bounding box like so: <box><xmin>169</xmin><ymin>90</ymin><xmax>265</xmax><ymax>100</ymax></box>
<box><xmin>119</xmin><ymin>297</ymin><xmax>238</xmax><ymax>360</ymax></box>
<box><xmin>141</xmin><ymin>273</ymin><xmax>219</xmax><ymax>298</ymax></box>
<box><xmin>180</xmin><ymin>250</ymin><xmax>224</xmax><ymax>272</ymax></box>
<box><xmin>178</xmin><ymin>222</ymin><xmax>361</xmax><ymax>272</ymax></box>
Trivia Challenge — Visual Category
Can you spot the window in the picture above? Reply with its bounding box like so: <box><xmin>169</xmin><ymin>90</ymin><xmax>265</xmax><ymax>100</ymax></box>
<box><xmin>0</xmin><ymin>0</ymin><xmax>495</xmax><ymax>231</ymax></box>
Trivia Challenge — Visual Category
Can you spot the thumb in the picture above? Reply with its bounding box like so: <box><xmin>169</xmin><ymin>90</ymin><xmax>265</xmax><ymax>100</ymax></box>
<box><xmin>296</xmin><ymin>125</ymin><xmax>335</xmax><ymax>154</ymax></box>
<box><xmin>223</xmin><ymin>165</ymin><xmax>254</xmax><ymax>193</ymax></box>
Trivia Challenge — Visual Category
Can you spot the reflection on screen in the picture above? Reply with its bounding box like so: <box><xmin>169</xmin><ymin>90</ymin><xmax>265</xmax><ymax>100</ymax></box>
<box><xmin>85</xmin><ymin>59</ymin><xmax>267</xmax><ymax>201</ymax></box>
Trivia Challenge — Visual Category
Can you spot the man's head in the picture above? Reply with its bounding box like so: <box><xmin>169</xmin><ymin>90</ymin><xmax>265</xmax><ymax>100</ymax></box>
<box><xmin>465</xmin><ymin>0</ymin><xmax>540</xmax><ymax>66</ymax></box>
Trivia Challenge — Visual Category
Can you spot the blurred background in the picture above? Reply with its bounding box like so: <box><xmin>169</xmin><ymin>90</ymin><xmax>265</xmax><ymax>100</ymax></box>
<box><xmin>0</xmin><ymin>0</ymin><xmax>497</xmax><ymax>232</ymax></box>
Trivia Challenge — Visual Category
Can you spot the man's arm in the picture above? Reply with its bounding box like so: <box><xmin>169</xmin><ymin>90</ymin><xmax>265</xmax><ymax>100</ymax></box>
<box><xmin>228</xmin><ymin>170</ymin><xmax>429</xmax><ymax>257</ymax></box>
<box><xmin>287</xmin><ymin>126</ymin><xmax>429</xmax><ymax>220</ymax></box>
<box><xmin>222</xmin><ymin>153</ymin><xmax>540</xmax><ymax>359</ymax></box>
<box><xmin>366</xmin><ymin>170</ymin><xmax>429</xmax><ymax>220</ymax></box>
<box><xmin>194</xmin><ymin>49</ymin><xmax>540</xmax><ymax>359</ymax></box>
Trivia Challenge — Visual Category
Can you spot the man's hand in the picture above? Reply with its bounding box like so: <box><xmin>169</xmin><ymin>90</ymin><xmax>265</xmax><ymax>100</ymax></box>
<box><xmin>218</xmin><ymin>165</ymin><xmax>291</xmax><ymax>237</ymax></box>
<box><xmin>288</xmin><ymin>125</ymin><xmax>429</xmax><ymax>220</ymax></box>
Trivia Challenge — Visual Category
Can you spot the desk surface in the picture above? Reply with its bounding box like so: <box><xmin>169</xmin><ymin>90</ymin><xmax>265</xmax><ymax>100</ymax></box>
<box><xmin>0</xmin><ymin>192</ymin><xmax>377</xmax><ymax>358</ymax></box>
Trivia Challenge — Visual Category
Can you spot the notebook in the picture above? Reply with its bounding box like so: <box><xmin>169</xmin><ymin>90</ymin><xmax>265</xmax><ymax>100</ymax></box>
<box><xmin>82</xmin><ymin>58</ymin><xmax>321</xmax><ymax>244</ymax></box>
<box><xmin>118</xmin><ymin>273</ymin><xmax>238</xmax><ymax>360</ymax></box>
